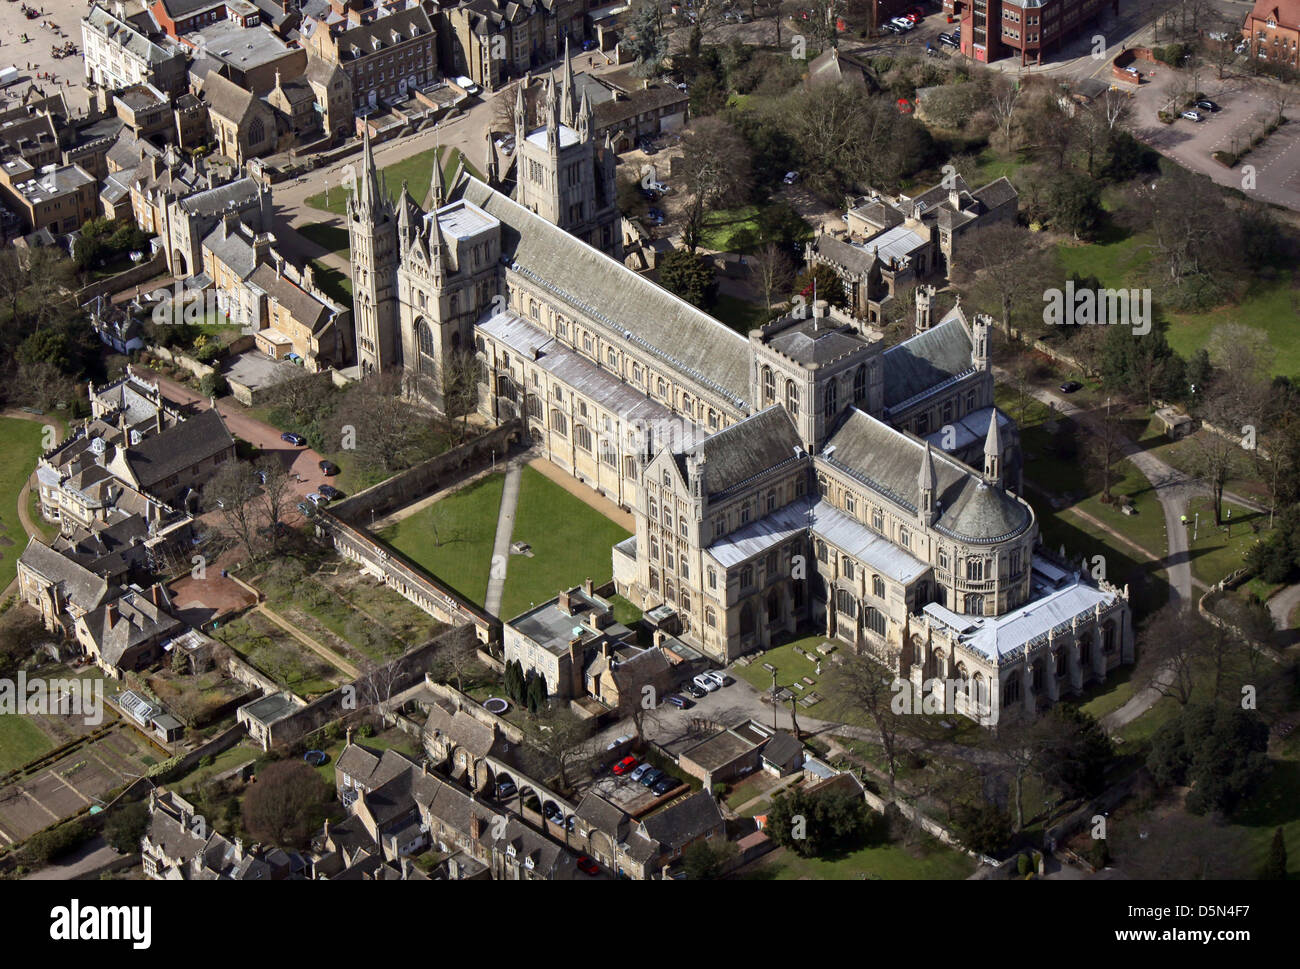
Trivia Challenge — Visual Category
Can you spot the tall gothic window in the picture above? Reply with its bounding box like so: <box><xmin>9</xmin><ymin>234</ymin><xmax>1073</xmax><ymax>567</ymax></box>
<box><xmin>762</xmin><ymin>366</ymin><xmax>775</xmax><ymax>404</ymax></box>
<box><xmin>824</xmin><ymin>379</ymin><xmax>838</xmax><ymax>419</ymax></box>
<box><xmin>786</xmin><ymin>380</ymin><xmax>799</xmax><ymax>417</ymax></box>
<box><xmin>854</xmin><ymin>365</ymin><xmax>867</xmax><ymax>403</ymax></box>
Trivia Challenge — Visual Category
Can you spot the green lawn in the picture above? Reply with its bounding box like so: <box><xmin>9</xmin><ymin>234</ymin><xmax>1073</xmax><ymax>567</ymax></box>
<box><xmin>0</xmin><ymin>712</ymin><xmax>55</xmax><ymax>773</ymax></box>
<box><xmin>731</xmin><ymin>634</ymin><xmax>834</xmax><ymax>716</ymax></box>
<box><xmin>1182</xmin><ymin>496</ymin><xmax>1272</xmax><ymax>587</ymax></box>
<box><xmin>499</xmin><ymin>467</ymin><xmax>632</xmax><ymax>619</ymax></box>
<box><xmin>305</xmin><ymin>146</ymin><xmax>482</xmax><ymax>217</ymax></box>
<box><xmin>0</xmin><ymin>417</ymin><xmax>56</xmax><ymax>591</ymax></box>
<box><xmin>297</xmin><ymin>222</ymin><xmax>352</xmax><ymax>259</ymax></box>
<box><xmin>1056</xmin><ymin>229</ymin><xmax>1300</xmax><ymax>378</ymax></box>
<box><xmin>746</xmin><ymin>837</ymin><xmax>977</xmax><ymax>880</ymax></box>
<box><xmin>215</xmin><ymin>612</ymin><xmax>344</xmax><ymax>696</ymax></box>
<box><xmin>378</xmin><ymin>473</ymin><xmax>505</xmax><ymax>607</ymax></box>
<box><xmin>310</xmin><ymin>261</ymin><xmax>353</xmax><ymax>309</ymax></box>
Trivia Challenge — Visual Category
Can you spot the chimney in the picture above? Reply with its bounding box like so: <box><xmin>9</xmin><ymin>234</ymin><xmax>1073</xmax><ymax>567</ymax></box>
<box><xmin>106</xmin><ymin>602</ymin><xmax>119</xmax><ymax>627</ymax></box>
<box><xmin>557</xmin><ymin>590</ymin><xmax>572</xmax><ymax>614</ymax></box>
<box><xmin>583</xmin><ymin>577</ymin><xmax>593</xmax><ymax>596</ymax></box>
<box><xmin>653</xmin><ymin>629</ymin><xmax>665</xmax><ymax>648</ymax></box>
<box><xmin>150</xmin><ymin>584</ymin><xmax>164</xmax><ymax>608</ymax></box>
<box><xmin>469</xmin><ymin>814</ymin><xmax>482</xmax><ymax>841</ymax></box>
<box><xmin>345</xmin><ymin>726</ymin><xmax>353</xmax><ymax>746</ymax></box>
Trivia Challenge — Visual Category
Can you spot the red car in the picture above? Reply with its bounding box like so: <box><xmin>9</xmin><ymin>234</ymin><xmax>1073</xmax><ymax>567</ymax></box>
<box><xmin>576</xmin><ymin>855</ymin><xmax>600</xmax><ymax>876</ymax></box>
<box><xmin>897</xmin><ymin>98</ymin><xmax>914</xmax><ymax>114</ymax></box>
<box><xmin>905</xmin><ymin>5</ymin><xmax>925</xmax><ymax>20</ymax></box>
<box><xmin>612</xmin><ymin>756</ymin><xmax>638</xmax><ymax>775</ymax></box>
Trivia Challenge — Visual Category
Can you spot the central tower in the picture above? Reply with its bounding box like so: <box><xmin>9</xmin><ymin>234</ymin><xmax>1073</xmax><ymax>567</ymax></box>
<box><xmin>348</xmin><ymin>129</ymin><xmax>400</xmax><ymax>374</ymax></box>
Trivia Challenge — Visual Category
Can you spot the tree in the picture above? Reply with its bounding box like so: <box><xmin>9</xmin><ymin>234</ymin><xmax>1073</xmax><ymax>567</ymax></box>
<box><xmin>243</xmin><ymin>760</ymin><xmax>332</xmax><ymax>850</ymax></box>
<box><xmin>207</xmin><ymin>461</ymin><xmax>263</xmax><ymax>562</ymax></box>
<box><xmin>1187</xmin><ymin>392</ymin><xmax>1247</xmax><ymax>526</ymax></box>
<box><xmin>1112</xmin><ymin>809</ymin><xmax>1252</xmax><ymax>879</ymax></box>
<box><xmin>1042</xmin><ymin>169</ymin><xmax>1103</xmax><ymax>240</ymax></box>
<box><xmin>442</xmin><ymin>345</ymin><xmax>480</xmax><ymax>441</ymax></box>
<box><xmin>988</xmin><ymin>76</ymin><xmax>1023</xmax><ymax>145</ymax></box>
<box><xmin>1147</xmin><ymin>703</ymin><xmax>1271</xmax><ymax>816</ymax></box>
<box><xmin>625</xmin><ymin>0</ymin><xmax>669</xmax><ymax>78</ymax></box>
<box><xmin>766</xmin><ymin>783</ymin><xmax>870</xmax><ymax>857</ymax></box>
<box><xmin>825</xmin><ymin>652</ymin><xmax>907</xmax><ymax>793</ymax></box>
<box><xmin>750</xmin><ymin>242</ymin><xmax>794</xmax><ymax>312</ymax></box>
<box><xmin>949</xmin><ymin>222</ymin><xmax>1050</xmax><ymax>336</ymax></box>
<box><xmin>523</xmin><ymin>708</ymin><xmax>594</xmax><ymax>793</ymax></box>
<box><xmin>791</xmin><ymin>262</ymin><xmax>846</xmax><ymax>310</ymax></box>
<box><xmin>678</xmin><ymin>117</ymin><xmax>753</xmax><ymax>254</ymax></box>
<box><xmin>257</xmin><ymin>455</ymin><xmax>294</xmax><ymax>553</ymax></box>
<box><xmin>1083</xmin><ymin>397</ymin><xmax>1123</xmax><ymax>503</ymax></box>
<box><xmin>1033</xmin><ymin>704</ymin><xmax>1113</xmax><ymax>801</ymax></box>
<box><xmin>1137</xmin><ymin>604</ymin><xmax>1211</xmax><ymax>706</ymax></box>
<box><xmin>682</xmin><ymin>839</ymin><xmax>734</xmax><ymax>879</ymax></box>
<box><xmin>526</xmin><ymin>672</ymin><xmax>547</xmax><ymax>713</ymax></box>
<box><xmin>433</xmin><ymin>630</ymin><xmax>480</xmax><ymax>693</ymax></box>
<box><xmin>1262</xmin><ymin>827</ymin><xmax>1287</xmax><ymax>880</ymax></box>
<box><xmin>658</xmin><ymin>249</ymin><xmax>718</xmax><ymax>308</ymax></box>
<box><xmin>952</xmin><ymin>802</ymin><xmax>1013</xmax><ymax>857</ymax></box>
<box><xmin>103</xmin><ymin>801</ymin><xmax>150</xmax><ymax>854</ymax></box>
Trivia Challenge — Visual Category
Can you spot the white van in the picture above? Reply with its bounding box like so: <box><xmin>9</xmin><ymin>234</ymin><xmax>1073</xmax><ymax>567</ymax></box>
<box><xmin>453</xmin><ymin>75</ymin><xmax>482</xmax><ymax>96</ymax></box>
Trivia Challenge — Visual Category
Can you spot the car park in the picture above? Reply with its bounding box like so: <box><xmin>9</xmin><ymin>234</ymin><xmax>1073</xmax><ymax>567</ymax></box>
<box><xmin>664</xmin><ymin>693</ymin><xmax>690</xmax><ymax>709</ymax></box>
<box><xmin>1195</xmin><ymin>99</ymin><xmax>1219</xmax><ymax>112</ymax></box>
<box><xmin>612</xmin><ymin>756</ymin><xmax>638</xmax><ymax>775</ymax></box>
<box><xmin>576</xmin><ymin>854</ymin><xmax>600</xmax><ymax>875</ymax></box>
<box><xmin>1181</xmin><ymin>109</ymin><xmax>1204</xmax><ymax>122</ymax></box>
<box><xmin>496</xmin><ymin>779</ymin><xmax>517</xmax><ymax>798</ymax></box>
<box><xmin>1059</xmin><ymin>380</ymin><xmax>1083</xmax><ymax>393</ymax></box>
<box><xmin>703</xmin><ymin>670</ymin><xmax>729</xmax><ymax>689</ymax></box>
<box><xmin>306</xmin><ymin>492</ymin><xmax>326</xmax><ymax>505</ymax></box>
<box><xmin>925</xmin><ymin>44</ymin><xmax>942</xmax><ymax>56</ymax></box>
<box><xmin>296</xmin><ymin>501</ymin><xmax>314</xmax><ymax>516</ymax></box>
<box><xmin>640</xmin><ymin>768</ymin><xmax>664</xmax><ymax>788</ymax></box>
<box><xmin>938</xmin><ymin>31</ymin><xmax>960</xmax><ymax>47</ymax></box>
<box><xmin>630</xmin><ymin>763</ymin><xmax>652</xmax><ymax>782</ymax></box>
<box><xmin>693</xmin><ymin>673</ymin><xmax>720</xmax><ymax>693</ymax></box>
<box><xmin>543</xmin><ymin>802</ymin><xmax>563</xmax><ymax>821</ymax></box>
<box><xmin>319</xmin><ymin>484</ymin><xmax>344</xmax><ymax>500</ymax></box>
<box><xmin>607</xmin><ymin>735</ymin><xmax>631</xmax><ymax>750</ymax></box>
<box><xmin>281</xmin><ymin>432</ymin><xmax>306</xmax><ymax>446</ymax></box>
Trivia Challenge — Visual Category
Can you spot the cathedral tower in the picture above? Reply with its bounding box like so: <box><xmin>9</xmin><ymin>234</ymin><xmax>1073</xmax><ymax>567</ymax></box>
<box><xmin>348</xmin><ymin>129</ymin><xmax>400</xmax><ymax>374</ymax></box>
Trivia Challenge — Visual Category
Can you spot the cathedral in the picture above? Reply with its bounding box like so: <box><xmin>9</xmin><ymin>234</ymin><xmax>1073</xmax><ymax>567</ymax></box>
<box><xmin>344</xmin><ymin>49</ymin><xmax>1133</xmax><ymax>725</ymax></box>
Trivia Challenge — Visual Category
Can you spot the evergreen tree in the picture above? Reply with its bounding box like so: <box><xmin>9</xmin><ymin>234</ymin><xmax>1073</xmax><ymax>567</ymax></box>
<box><xmin>1262</xmin><ymin>827</ymin><xmax>1287</xmax><ymax>880</ymax></box>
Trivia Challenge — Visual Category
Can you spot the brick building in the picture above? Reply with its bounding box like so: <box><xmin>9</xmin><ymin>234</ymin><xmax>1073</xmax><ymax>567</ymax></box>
<box><xmin>948</xmin><ymin>0</ymin><xmax>1116</xmax><ymax>65</ymax></box>
<box><xmin>1243</xmin><ymin>0</ymin><xmax>1300</xmax><ymax>68</ymax></box>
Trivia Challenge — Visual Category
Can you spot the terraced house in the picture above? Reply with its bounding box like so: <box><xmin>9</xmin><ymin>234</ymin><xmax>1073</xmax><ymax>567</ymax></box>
<box><xmin>302</xmin><ymin>4</ymin><xmax>439</xmax><ymax>111</ymax></box>
<box><xmin>346</xmin><ymin>64</ymin><xmax>1133</xmax><ymax>725</ymax></box>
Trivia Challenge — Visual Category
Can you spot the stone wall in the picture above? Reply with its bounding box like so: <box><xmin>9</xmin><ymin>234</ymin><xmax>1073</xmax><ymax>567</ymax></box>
<box><xmin>76</xmin><ymin>250</ymin><xmax>169</xmax><ymax>302</ymax></box>
<box><xmin>329</xmin><ymin>419</ymin><xmax>524</xmax><ymax>524</ymax></box>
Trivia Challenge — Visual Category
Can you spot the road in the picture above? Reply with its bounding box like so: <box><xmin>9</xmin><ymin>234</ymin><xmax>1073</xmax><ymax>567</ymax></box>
<box><xmin>23</xmin><ymin>837</ymin><xmax>126</xmax><ymax>881</ymax></box>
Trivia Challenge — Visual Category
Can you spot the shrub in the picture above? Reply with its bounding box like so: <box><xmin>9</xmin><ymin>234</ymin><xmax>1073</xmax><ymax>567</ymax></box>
<box><xmin>198</xmin><ymin>372</ymin><xmax>229</xmax><ymax>398</ymax></box>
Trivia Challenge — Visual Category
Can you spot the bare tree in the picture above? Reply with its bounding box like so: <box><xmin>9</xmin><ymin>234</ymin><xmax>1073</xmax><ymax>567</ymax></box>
<box><xmin>1083</xmin><ymin>397</ymin><xmax>1123</xmax><ymax>504</ymax></box>
<box><xmin>988</xmin><ymin>77</ymin><xmax>1023</xmax><ymax>145</ymax></box>
<box><xmin>825</xmin><ymin>651</ymin><xmax>907</xmax><ymax>794</ymax></box>
<box><xmin>750</xmin><ymin>242</ymin><xmax>794</xmax><ymax>312</ymax></box>
<box><xmin>433</xmin><ymin>631</ymin><xmax>481</xmax><ymax>693</ymax></box>
<box><xmin>442</xmin><ymin>345</ymin><xmax>480</xmax><ymax>441</ymax></box>
<box><xmin>524</xmin><ymin>708</ymin><xmax>596</xmax><ymax>793</ymax></box>
<box><xmin>207</xmin><ymin>461</ymin><xmax>263</xmax><ymax>562</ymax></box>
<box><xmin>678</xmin><ymin>118</ymin><xmax>753</xmax><ymax>254</ymax></box>
<box><xmin>1136</xmin><ymin>604</ymin><xmax>1211</xmax><ymax>706</ymax></box>
<box><xmin>257</xmin><ymin>455</ymin><xmax>294</xmax><ymax>552</ymax></box>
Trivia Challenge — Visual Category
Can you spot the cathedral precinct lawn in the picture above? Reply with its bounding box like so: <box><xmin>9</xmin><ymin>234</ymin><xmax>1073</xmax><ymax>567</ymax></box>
<box><xmin>498</xmin><ymin>466</ymin><xmax>632</xmax><ymax>620</ymax></box>
<box><xmin>297</xmin><ymin>221</ymin><xmax>352</xmax><ymax>258</ymax></box>
<box><xmin>731</xmin><ymin>635</ymin><xmax>831</xmax><ymax>716</ymax></box>
<box><xmin>746</xmin><ymin>836</ymin><xmax>977</xmax><ymax>880</ymax></box>
<box><xmin>1182</xmin><ymin>496</ymin><xmax>1273</xmax><ymax>588</ymax></box>
<box><xmin>377</xmin><ymin>473</ymin><xmax>505</xmax><ymax>608</ymax></box>
<box><xmin>0</xmin><ymin>417</ymin><xmax>55</xmax><ymax>592</ymax></box>
<box><xmin>304</xmin><ymin>146</ymin><xmax>482</xmax><ymax>217</ymax></box>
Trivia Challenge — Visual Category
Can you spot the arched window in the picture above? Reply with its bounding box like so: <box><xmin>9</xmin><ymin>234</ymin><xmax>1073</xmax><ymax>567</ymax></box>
<box><xmin>1003</xmin><ymin>675</ymin><xmax>1021</xmax><ymax>705</ymax></box>
<box><xmin>965</xmin><ymin>592</ymin><xmax>984</xmax><ymax>615</ymax></box>
<box><xmin>249</xmin><ymin>117</ymin><xmax>265</xmax><ymax>144</ymax></box>
<box><xmin>872</xmin><ymin>575</ymin><xmax>885</xmax><ymax>598</ymax></box>
<box><xmin>649</xmin><ymin>569</ymin><xmax>659</xmax><ymax>592</ymax></box>
<box><xmin>648</xmin><ymin>499</ymin><xmax>657</xmax><ymax>519</ymax></box>
<box><xmin>824</xmin><ymin>379</ymin><xmax>838</xmax><ymax>418</ymax></box>
<box><xmin>650</xmin><ymin>537</ymin><xmax>659</xmax><ymax>560</ymax></box>
<box><xmin>575</xmin><ymin>425</ymin><xmax>593</xmax><ymax>452</ymax></box>
<box><xmin>762</xmin><ymin>366</ymin><xmax>775</xmax><ymax>404</ymax></box>
<box><xmin>835</xmin><ymin>588</ymin><xmax>856</xmax><ymax>617</ymax></box>
<box><xmin>681</xmin><ymin>591</ymin><xmax>691</xmax><ymax>613</ymax></box>
<box><xmin>705</xmin><ymin>606</ymin><xmax>716</xmax><ymax>628</ymax></box>
<box><xmin>816</xmin><ymin>541</ymin><xmax>828</xmax><ymax>563</ymax></box>
<box><xmin>607</xmin><ymin>348</ymin><xmax>616</xmax><ymax>368</ymax></box>
<box><xmin>865</xmin><ymin>605</ymin><xmax>886</xmax><ymax>636</ymax></box>
<box><xmin>853</xmin><ymin>365</ymin><xmax>867</xmax><ymax>402</ymax></box>
<box><xmin>786</xmin><ymin>380</ymin><xmax>799</xmax><ymax>417</ymax></box>
<box><xmin>418</xmin><ymin>320</ymin><xmax>436</xmax><ymax>377</ymax></box>
<box><xmin>657</xmin><ymin>377</ymin><xmax>667</xmax><ymax>398</ymax></box>
<box><xmin>682</xmin><ymin>393</ymin><xmax>692</xmax><ymax>416</ymax></box>
<box><xmin>550</xmin><ymin>409</ymin><xmax>567</xmax><ymax>436</ymax></box>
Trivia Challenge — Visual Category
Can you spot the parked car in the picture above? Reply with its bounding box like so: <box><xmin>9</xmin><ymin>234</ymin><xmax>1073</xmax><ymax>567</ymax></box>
<box><xmin>607</xmin><ymin>735</ymin><xmax>631</xmax><ymax>751</ymax></box>
<box><xmin>1195</xmin><ymin>99</ymin><xmax>1219</xmax><ymax>112</ymax></box>
<box><xmin>703</xmin><ymin>670</ymin><xmax>730</xmax><ymax>689</ymax></box>
<box><xmin>783</xmin><ymin>171</ymin><xmax>800</xmax><ymax>184</ymax></box>
<box><xmin>905</xmin><ymin>4</ymin><xmax>926</xmax><ymax>17</ymax></box>
<box><xmin>306</xmin><ymin>492</ymin><xmax>326</xmax><ymax>506</ymax></box>
<box><xmin>664</xmin><ymin>693</ymin><xmax>690</xmax><ymax>709</ymax></box>
<box><xmin>938</xmin><ymin>31</ymin><xmax>960</xmax><ymax>47</ymax></box>
<box><xmin>612</xmin><ymin>756</ymin><xmax>638</xmax><ymax>775</ymax></box>
<box><xmin>319</xmin><ymin>484</ymin><xmax>344</xmax><ymax>500</ymax></box>
<box><xmin>1181</xmin><ymin>109</ymin><xmax>1204</xmax><ymax>122</ymax></box>
<box><xmin>453</xmin><ymin>75</ymin><xmax>482</xmax><ymax>95</ymax></box>
<box><xmin>565</xmin><ymin>815</ymin><xmax>577</xmax><ymax>831</ymax></box>
<box><xmin>496</xmin><ymin>779</ymin><xmax>517</xmax><ymax>798</ymax></box>
<box><xmin>576</xmin><ymin>854</ymin><xmax>600</xmax><ymax>875</ymax></box>
<box><xmin>890</xmin><ymin>16</ymin><xmax>915</xmax><ymax>30</ymax></box>
<box><xmin>281</xmin><ymin>432</ymin><xmax>306</xmax><ymax>446</ymax></box>
<box><xmin>647</xmin><ymin>207</ymin><xmax>666</xmax><ymax>224</ymax></box>
<box><xmin>296</xmin><ymin>501</ymin><xmax>314</xmax><ymax>517</ymax></box>
<box><xmin>693</xmin><ymin>673</ymin><xmax>720</xmax><ymax>693</ymax></box>
<box><xmin>640</xmin><ymin>768</ymin><xmax>665</xmax><ymax>788</ymax></box>
<box><xmin>652</xmin><ymin>775</ymin><xmax>676</xmax><ymax>795</ymax></box>
<box><xmin>630</xmin><ymin>763</ymin><xmax>652</xmax><ymax>782</ymax></box>
<box><xmin>543</xmin><ymin>802</ymin><xmax>563</xmax><ymax>821</ymax></box>
<box><xmin>896</xmin><ymin>97</ymin><xmax>914</xmax><ymax>114</ymax></box>
<box><xmin>685</xmin><ymin>683</ymin><xmax>708</xmax><ymax>699</ymax></box>
<box><xmin>1059</xmin><ymin>380</ymin><xmax>1083</xmax><ymax>393</ymax></box>
<box><xmin>925</xmin><ymin>44</ymin><xmax>943</xmax><ymax>56</ymax></box>
<box><xmin>582</xmin><ymin>39</ymin><xmax>598</xmax><ymax>51</ymax></box>
<box><xmin>319</xmin><ymin>460</ymin><xmax>340</xmax><ymax>476</ymax></box>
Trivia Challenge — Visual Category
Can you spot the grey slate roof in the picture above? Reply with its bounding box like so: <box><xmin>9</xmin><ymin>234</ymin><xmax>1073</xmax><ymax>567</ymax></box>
<box><xmin>767</xmin><ymin>320</ymin><xmax>870</xmax><ymax>365</ymax></box>
<box><xmin>178</xmin><ymin>177</ymin><xmax>261</xmax><ymax>216</ymax></box>
<box><xmin>972</xmin><ymin>176</ymin><xmax>1018</xmax><ymax>211</ymax></box>
<box><xmin>202</xmin><ymin>222</ymin><xmax>261</xmax><ymax>281</ymax></box>
<box><xmin>123</xmin><ymin>408</ymin><xmax>233</xmax><ymax>489</ymax></box>
<box><xmin>673</xmin><ymin>405</ymin><xmax>802</xmax><ymax>501</ymax></box>
<box><xmin>810</xmin><ymin>232</ymin><xmax>875</xmax><ymax>275</ymax></box>
<box><xmin>458</xmin><ymin>176</ymin><xmax>752</xmax><ymax>408</ymax></box>
<box><xmin>880</xmin><ymin>313</ymin><xmax>975</xmax><ymax>411</ymax></box>
<box><xmin>821</xmin><ymin>410</ymin><xmax>1031</xmax><ymax>544</ymax></box>
<box><xmin>761</xmin><ymin>730</ymin><xmax>805</xmax><ymax>767</ymax></box>
<box><xmin>17</xmin><ymin>538</ymin><xmax>113</xmax><ymax>614</ymax></box>
<box><xmin>639</xmin><ymin>791</ymin><xmax>724</xmax><ymax>851</ymax></box>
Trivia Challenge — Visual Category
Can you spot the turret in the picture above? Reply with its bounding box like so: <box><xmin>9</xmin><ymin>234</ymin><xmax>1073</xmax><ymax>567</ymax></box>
<box><xmin>915</xmin><ymin>283</ymin><xmax>934</xmax><ymax>333</ymax></box>
<box><xmin>971</xmin><ymin>313</ymin><xmax>991</xmax><ymax>372</ymax></box>
<box><xmin>983</xmin><ymin>412</ymin><xmax>1002</xmax><ymax>488</ymax></box>
<box><xmin>560</xmin><ymin>37</ymin><xmax>575</xmax><ymax>128</ymax></box>
<box><xmin>918</xmin><ymin>441</ymin><xmax>936</xmax><ymax>526</ymax></box>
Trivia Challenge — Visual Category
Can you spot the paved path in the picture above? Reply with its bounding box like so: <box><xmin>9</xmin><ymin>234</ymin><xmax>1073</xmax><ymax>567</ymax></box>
<box><xmin>484</xmin><ymin>460</ymin><xmax>523</xmax><ymax>616</ymax></box>
<box><xmin>255</xmin><ymin>602</ymin><xmax>360</xmax><ymax>680</ymax></box>
<box><xmin>23</xmin><ymin>838</ymin><xmax>125</xmax><ymax>881</ymax></box>
<box><xmin>1268</xmin><ymin>583</ymin><xmax>1300</xmax><ymax>647</ymax></box>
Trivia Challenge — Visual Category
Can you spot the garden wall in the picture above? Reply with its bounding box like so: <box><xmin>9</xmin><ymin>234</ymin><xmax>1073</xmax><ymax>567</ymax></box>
<box><xmin>76</xmin><ymin>250</ymin><xmax>168</xmax><ymax>302</ymax></box>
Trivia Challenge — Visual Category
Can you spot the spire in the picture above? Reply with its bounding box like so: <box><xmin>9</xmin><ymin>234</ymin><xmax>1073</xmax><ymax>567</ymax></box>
<box><xmin>578</xmin><ymin>89</ymin><xmax>592</xmax><ymax>141</ymax></box>
<box><xmin>430</xmin><ymin>147</ymin><xmax>445</xmax><ymax>211</ymax></box>
<box><xmin>560</xmin><ymin>36</ymin><xmax>575</xmax><ymax>127</ymax></box>
<box><xmin>514</xmin><ymin>78</ymin><xmax>527</xmax><ymax>139</ymax></box>
<box><xmin>545</xmin><ymin>75</ymin><xmax>559</xmax><ymax>152</ymax></box>
<box><xmin>397</xmin><ymin>179</ymin><xmax>411</xmax><ymax>239</ymax></box>
<box><xmin>918</xmin><ymin>442</ymin><xmax>935</xmax><ymax>525</ymax></box>
<box><xmin>983</xmin><ymin>412</ymin><xmax>1002</xmax><ymax>487</ymax></box>
<box><xmin>485</xmin><ymin>130</ymin><xmax>498</xmax><ymax>188</ymax></box>
<box><xmin>357</xmin><ymin>126</ymin><xmax>378</xmax><ymax>213</ymax></box>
